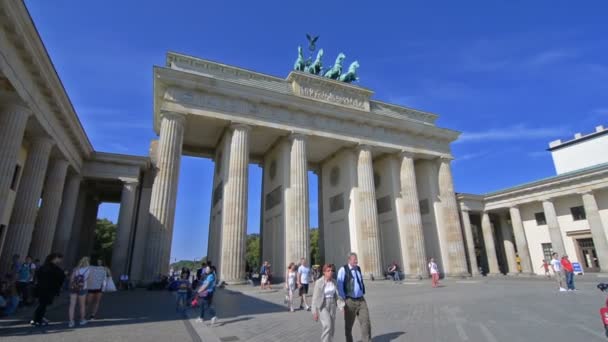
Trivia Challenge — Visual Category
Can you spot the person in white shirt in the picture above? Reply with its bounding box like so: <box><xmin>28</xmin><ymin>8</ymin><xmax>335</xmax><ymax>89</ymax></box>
<box><xmin>297</xmin><ymin>258</ymin><xmax>311</xmax><ymax>311</ymax></box>
<box><xmin>428</xmin><ymin>258</ymin><xmax>439</xmax><ymax>288</ymax></box>
<box><xmin>550</xmin><ymin>253</ymin><xmax>566</xmax><ymax>292</ymax></box>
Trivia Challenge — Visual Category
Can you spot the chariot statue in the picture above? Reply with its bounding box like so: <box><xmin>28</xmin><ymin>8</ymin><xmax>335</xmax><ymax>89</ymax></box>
<box><xmin>323</xmin><ymin>53</ymin><xmax>346</xmax><ymax>80</ymax></box>
<box><xmin>306</xmin><ymin>48</ymin><xmax>324</xmax><ymax>75</ymax></box>
<box><xmin>338</xmin><ymin>61</ymin><xmax>359</xmax><ymax>83</ymax></box>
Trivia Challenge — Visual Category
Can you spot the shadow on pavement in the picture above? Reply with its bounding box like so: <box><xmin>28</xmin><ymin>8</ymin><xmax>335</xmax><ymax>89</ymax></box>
<box><xmin>372</xmin><ymin>331</ymin><xmax>405</xmax><ymax>341</ymax></box>
<box><xmin>0</xmin><ymin>285</ymin><xmax>290</xmax><ymax>337</ymax></box>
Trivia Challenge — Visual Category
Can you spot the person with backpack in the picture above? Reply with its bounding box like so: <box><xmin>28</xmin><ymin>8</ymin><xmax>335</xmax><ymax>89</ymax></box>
<box><xmin>337</xmin><ymin>252</ymin><xmax>372</xmax><ymax>342</ymax></box>
<box><xmin>31</xmin><ymin>253</ymin><xmax>65</xmax><ymax>326</ymax></box>
<box><xmin>68</xmin><ymin>257</ymin><xmax>90</xmax><ymax>327</ymax></box>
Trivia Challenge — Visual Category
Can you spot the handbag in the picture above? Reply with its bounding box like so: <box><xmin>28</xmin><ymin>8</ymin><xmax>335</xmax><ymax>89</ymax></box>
<box><xmin>102</xmin><ymin>276</ymin><xmax>117</xmax><ymax>292</ymax></box>
<box><xmin>191</xmin><ymin>297</ymin><xmax>199</xmax><ymax>307</ymax></box>
<box><xmin>198</xmin><ymin>290</ymin><xmax>208</xmax><ymax>298</ymax></box>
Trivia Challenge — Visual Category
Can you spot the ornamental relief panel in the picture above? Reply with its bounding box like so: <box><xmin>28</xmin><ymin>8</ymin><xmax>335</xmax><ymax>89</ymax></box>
<box><xmin>164</xmin><ymin>87</ymin><xmax>450</xmax><ymax>154</ymax></box>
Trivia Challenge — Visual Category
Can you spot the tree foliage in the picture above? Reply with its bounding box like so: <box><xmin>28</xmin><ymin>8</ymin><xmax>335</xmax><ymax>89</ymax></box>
<box><xmin>246</xmin><ymin>233</ymin><xmax>260</xmax><ymax>272</ymax></box>
<box><xmin>93</xmin><ymin>218</ymin><xmax>116</xmax><ymax>265</ymax></box>
<box><xmin>310</xmin><ymin>228</ymin><xmax>321</xmax><ymax>266</ymax></box>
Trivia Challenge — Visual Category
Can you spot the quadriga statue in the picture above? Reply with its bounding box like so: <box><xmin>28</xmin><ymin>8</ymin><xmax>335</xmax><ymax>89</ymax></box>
<box><xmin>294</xmin><ymin>46</ymin><xmax>306</xmax><ymax>72</ymax></box>
<box><xmin>338</xmin><ymin>61</ymin><xmax>359</xmax><ymax>83</ymax></box>
<box><xmin>323</xmin><ymin>53</ymin><xmax>346</xmax><ymax>80</ymax></box>
<box><xmin>306</xmin><ymin>49</ymin><xmax>324</xmax><ymax>75</ymax></box>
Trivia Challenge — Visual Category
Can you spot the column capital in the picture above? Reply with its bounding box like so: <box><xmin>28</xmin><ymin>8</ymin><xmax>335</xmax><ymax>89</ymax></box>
<box><xmin>399</xmin><ymin>150</ymin><xmax>415</xmax><ymax>159</ymax></box>
<box><xmin>508</xmin><ymin>204</ymin><xmax>520</xmax><ymax>210</ymax></box>
<box><xmin>30</xmin><ymin>136</ymin><xmax>55</xmax><ymax>148</ymax></box>
<box><xmin>229</xmin><ymin>122</ymin><xmax>252</xmax><ymax>132</ymax></box>
<box><xmin>0</xmin><ymin>91</ymin><xmax>32</xmax><ymax>117</ymax></box>
<box><xmin>160</xmin><ymin>111</ymin><xmax>186</xmax><ymax>125</ymax></box>
<box><xmin>121</xmin><ymin>179</ymin><xmax>139</xmax><ymax>189</ymax></box>
<box><xmin>540</xmin><ymin>197</ymin><xmax>555</xmax><ymax>204</ymax></box>
<box><xmin>354</xmin><ymin>144</ymin><xmax>373</xmax><ymax>153</ymax></box>
<box><xmin>438</xmin><ymin>155</ymin><xmax>454</xmax><ymax>162</ymax></box>
<box><xmin>288</xmin><ymin>131</ymin><xmax>308</xmax><ymax>141</ymax></box>
<box><xmin>577</xmin><ymin>189</ymin><xmax>595</xmax><ymax>196</ymax></box>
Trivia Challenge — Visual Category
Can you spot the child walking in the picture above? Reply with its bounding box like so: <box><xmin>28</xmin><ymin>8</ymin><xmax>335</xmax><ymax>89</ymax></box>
<box><xmin>173</xmin><ymin>273</ymin><xmax>190</xmax><ymax>313</ymax></box>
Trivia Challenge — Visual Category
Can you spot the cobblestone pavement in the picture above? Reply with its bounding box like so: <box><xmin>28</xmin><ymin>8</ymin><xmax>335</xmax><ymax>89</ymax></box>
<box><xmin>0</xmin><ymin>277</ymin><xmax>606</xmax><ymax>341</ymax></box>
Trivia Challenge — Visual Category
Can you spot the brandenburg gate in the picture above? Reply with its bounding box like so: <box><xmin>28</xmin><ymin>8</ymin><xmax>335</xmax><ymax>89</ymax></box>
<box><xmin>146</xmin><ymin>52</ymin><xmax>469</xmax><ymax>283</ymax></box>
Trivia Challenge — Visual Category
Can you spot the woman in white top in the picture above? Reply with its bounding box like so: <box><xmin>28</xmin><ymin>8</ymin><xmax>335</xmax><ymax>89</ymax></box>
<box><xmin>87</xmin><ymin>258</ymin><xmax>112</xmax><ymax>320</ymax></box>
<box><xmin>285</xmin><ymin>263</ymin><xmax>297</xmax><ymax>312</ymax></box>
<box><xmin>311</xmin><ymin>264</ymin><xmax>345</xmax><ymax>342</ymax></box>
<box><xmin>428</xmin><ymin>257</ymin><xmax>439</xmax><ymax>288</ymax></box>
<box><xmin>68</xmin><ymin>257</ymin><xmax>90</xmax><ymax>327</ymax></box>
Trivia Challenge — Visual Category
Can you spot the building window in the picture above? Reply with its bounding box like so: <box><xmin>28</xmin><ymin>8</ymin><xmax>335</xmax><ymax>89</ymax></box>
<box><xmin>10</xmin><ymin>164</ymin><xmax>21</xmax><ymax>190</ymax></box>
<box><xmin>541</xmin><ymin>243</ymin><xmax>553</xmax><ymax>262</ymax></box>
<box><xmin>570</xmin><ymin>206</ymin><xmax>586</xmax><ymax>221</ymax></box>
<box><xmin>535</xmin><ymin>212</ymin><xmax>546</xmax><ymax>225</ymax></box>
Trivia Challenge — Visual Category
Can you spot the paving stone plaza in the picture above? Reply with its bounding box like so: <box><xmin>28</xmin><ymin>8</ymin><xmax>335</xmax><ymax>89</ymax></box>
<box><xmin>0</xmin><ymin>277</ymin><xmax>605</xmax><ymax>342</ymax></box>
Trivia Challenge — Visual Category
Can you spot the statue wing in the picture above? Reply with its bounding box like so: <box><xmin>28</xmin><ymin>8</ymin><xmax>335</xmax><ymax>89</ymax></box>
<box><xmin>312</xmin><ymin>35</ymin><xmax>319</xmax><ymax>44</ymax></box>
<box><xmin>306</xmin><ymin>33</ymin><xmax>312</xmax><ymax>42</ymax></box>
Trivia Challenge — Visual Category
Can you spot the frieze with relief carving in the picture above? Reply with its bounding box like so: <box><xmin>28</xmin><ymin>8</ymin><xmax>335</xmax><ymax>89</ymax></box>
<box><xmin>288</xmin><ymin>72</ymin><xmax>372</xmax><ymax>111</ymax></box>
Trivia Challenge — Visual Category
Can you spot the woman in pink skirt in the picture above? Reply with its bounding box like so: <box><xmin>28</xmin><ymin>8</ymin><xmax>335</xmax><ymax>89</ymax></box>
<box><xmin>428</xmin><ymin>257</ymin><xmax>439</xmax><ymax>288</ymax></box>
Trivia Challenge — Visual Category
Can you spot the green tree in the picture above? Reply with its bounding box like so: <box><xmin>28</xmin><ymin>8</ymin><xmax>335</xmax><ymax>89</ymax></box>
<box><xmin>92</xmin><ymin>218</ymin><xmax>116</xmax><ymax>265</ymax></box>
<box><xmin>246</xmin><ymin>233</ymin><xmax>260</xmax><ymax>273</ymax></box>
<box><xmin>310</xmin><ymin>228</ymin><xmax>321</xmax><ymax>266</ymax></box>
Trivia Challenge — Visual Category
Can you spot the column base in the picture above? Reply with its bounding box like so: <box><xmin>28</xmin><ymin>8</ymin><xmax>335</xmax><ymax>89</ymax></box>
<box><xmin>223</xmin><ymin>279</ymin><xmax>249</xmax><ymax>286</ymax></box>
<box><xmin>484</xmin><ymin>273</ymin><xmax>504</xmax><ymax>277</ymax></box>
<box><xmin>507</xmin><ymin>272</ymin><xmax>537</xmax><ymax>277</ymax></box>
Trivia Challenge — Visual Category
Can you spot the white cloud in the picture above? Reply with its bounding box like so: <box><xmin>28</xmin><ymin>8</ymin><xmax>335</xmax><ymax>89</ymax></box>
<box><xmin>453</xmin><ymin>151</ymin><xmax>489</xmax><ymax>163</ymax></box>
<box><xmin>525</xmin><ymin>49</ymin><xmax>578</xmax><ymax>67</ymax></box>
<box><xmin>457</xmin><ymin>125</ymin><xmax>570</xmax><ymax>143</ymax></box>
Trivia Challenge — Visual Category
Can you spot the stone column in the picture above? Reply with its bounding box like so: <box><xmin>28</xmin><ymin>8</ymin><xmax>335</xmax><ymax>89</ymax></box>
<box><xmin>460</xmin><ymin>210</ymin><xmax>480</xmax><ymax>275</ymax></box>
<box><xmin>481</xmin><ymin>212</ymin><xmax>500</xmax><ymax>275</ymax></box>
<box><xmin>437</xmin><ymin>157</ymin><xmax>468</xmax><ymax>276</ymax></box>
<box><xmin>355</xmin><ymin>146</ymin><xmax>382</xmax><ymax>278</ymax></box>
<box><xmin>509</xmin><ymin>206</ymin><xmax>533</xmax><ymax>274</ymax></box>
<box><xmin>398</xmin><ymin>152</ymin><xmax>427</xmax><ymax>278</ymax></box>
<box><xmin>52</xmin><ymin>173</ymin><xmax>82</xmax><ymax>257</ymax></box>
<box><xmin>542</xmin><ymin>199</ymin><xmax>565</xmax><ymax>256</ymax></box>
<box><xmin>499</xmin><ymin>213</ymin><xmax>518</xmax><ymax>275</ymax></box>
<box><xmin>286</xmin><ymin>133</ymin><xmax>309</xmax><ymax>265</ymax></box>
<box><xmin>145</xmin><ymin>113</ymin><xmax>184</xmax><ymax>280</ymax></box>
<box><xmin>0</xmin><ymin>95</ymin><xmax>30</xmax><ymax>226</ymax></box>
<box><xmin>220</xmin><ymin>124</ymin><xmax>250</xmax><ymax>283</ymax></box>
<box><xmin>581</xmin><ymin>191</ymin><xmax>608</xmax><ymax>272</ymax></box>
<box><xmin>0</xmin><ymin>137</ymin><xmax>53</xmax><ymax>272</ymax></box>
<box><xmin>29</xmin><ymin>158</ymin><xmax>69</xmax><ymax>259</ymax></box>
<box><xmin>112</xmin><ymin>180</ymin><xmax>139</xmax><ymax>278</ymax></box>
<box><xmin>77</xmin><ymin>197</ymin><xmax>100</xmax><ymax>259</ymax></box>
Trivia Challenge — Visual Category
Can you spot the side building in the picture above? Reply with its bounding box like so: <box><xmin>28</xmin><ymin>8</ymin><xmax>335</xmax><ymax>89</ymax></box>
<box><xmin>457</xmin><ymin>125</ymin><xmax>608</xmax><ymax>276</ymax></box>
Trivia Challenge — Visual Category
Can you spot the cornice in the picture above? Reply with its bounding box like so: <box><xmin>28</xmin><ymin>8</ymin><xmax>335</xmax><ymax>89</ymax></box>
<box><xmin>154</xmin><ymin>65</ymin><xmax>460</xmax><ymax>146</ymax></box>
<box><xmin>1</xmin><ymin>1</ymin><xmax>94</xmax><ymax>165</ymax></box>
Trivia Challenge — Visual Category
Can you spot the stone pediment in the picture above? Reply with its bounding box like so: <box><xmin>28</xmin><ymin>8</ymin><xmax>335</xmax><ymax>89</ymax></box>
<box><xmin>287</xmin><ymin>71</ymin><xmax>372</xmax><ymax>112</ymax></box>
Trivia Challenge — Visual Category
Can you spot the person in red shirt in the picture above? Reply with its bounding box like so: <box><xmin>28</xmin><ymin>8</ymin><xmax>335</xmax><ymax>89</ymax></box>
<box><xmin>560</xmin><ymin>255</ymin><xmax>576</xmax><ymax>291</ymax></box>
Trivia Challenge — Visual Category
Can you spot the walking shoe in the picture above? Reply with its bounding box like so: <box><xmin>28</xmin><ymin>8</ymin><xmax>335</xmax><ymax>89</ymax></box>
<box><xmin>211</xmin><ymin>316</ymin><xmax>217</xmax><ymax>325</ymax></box>
<box><xmin>559</xmin><ymin>287</ymin><xmax>567</xmax><ymax>292</ymax></box>
<box><xmin>68</xmin><ymin>321</ymin><xmax>75</xmax><ymax>328</ymax></box>
<box><xmin>88</xmin><ymin>315</ymin><xmax>96</xmax><ymax>321</ymax></box>
<box><xmin>306</xmin><ymin>305</ymin><xmax>311</xmax><ymax>311</ymax></box>
<box><xmin>79</xmin><ymin>319</ymin><xmax>88</xmax><ymax>326</ymax></box>
<box><xmin>29</xmin><ymin>320</ymin><xmax>36</xmax><ymax>326</ymax></box>
<box><xmin>195</xmin><ymin>318</ymin><xmax>203</xmax><ymax>323</ymax></box>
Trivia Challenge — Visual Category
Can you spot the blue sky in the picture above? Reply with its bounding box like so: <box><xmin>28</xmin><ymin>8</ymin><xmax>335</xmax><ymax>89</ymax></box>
<box><xmin>26</xmin><ymin>1</ymin><xmax>608</xmax><ymax>262</ymax></box>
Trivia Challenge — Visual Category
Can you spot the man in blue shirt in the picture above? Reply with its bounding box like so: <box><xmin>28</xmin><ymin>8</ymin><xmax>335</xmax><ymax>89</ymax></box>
<box><xmin>195</xmin><ymin>266</ymin><xmax>217</xmax><ymax>325</ymax></box>
<box><xmin>337</xmin><ymin>252</ymin><xmax>371</xmax><ymax>342</ymax></box>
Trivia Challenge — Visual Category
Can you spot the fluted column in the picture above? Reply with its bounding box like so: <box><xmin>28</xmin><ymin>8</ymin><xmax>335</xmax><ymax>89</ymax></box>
<box><xmin>460</xmin><ymin>210</ymin><xmax>480</xmax><ymax>275</ymax></box>
<box><xmin>397</xmin><ymin>152</ymin><xmax>426</xmax><ymax>277</ymax></box>
<box><xmin>437</xmin><ymin>157</ymin><xmax>468</xmax><ymax>276</ymax></box>
<box><xmin>286</xmin><ymin>133</ymin><xmax>309</xmax><ymax>265</ymax></box>
<box><xmin>481</xmin><ymin>212</ymin><xmax>500</xmax><ymax>274</ymax></box>
<box><xmin>51</xmin><ymin>173</ymin><xmax>82</xmax><ymax>257</ymax></box>
<box><xmin>581</xmin><ymin>191</ymin><xmax>608</xmax><ymax>272</ymax></box>
<box><xmin>0</xmin><ymin>95</ymin><xmax>30</xmax><ymax>225</ymax></box>
<box><xmin>0</xmin><ymin>137</ymin><xmax>54</xmax><ymax>272</ymax></box>
<box><xmin>220</xmin><ymin>124</ymin><xmax>250</xmax><ymax>283</ymax></box>
<box><xmin>112</xmin><ymin>180</ymin><xmax>139</xmax><ymax>278</ymax></box>
<box><xmin>542</xmin><ymin>199</ymin><xmax>565</xmax><ymax>256</ymax></box>
<box><xmin>145</xmin><ymin>112</ymin><xmax>184</xmax><ymax>280</ymax></box>
<box><xmin>355</xmin><ymin>146</ymin><xmax>382</xmax><ymax>278</ymax></box>
<box><xmin>29</xmin><ymin>158</ymin><xmax>69</xmax><ymax>259</ymax></box>
<box><xmin>500</xmin><ymin>213</ymin><xmax>518</xmax><ymax>274</ymax></box>
<box><xmin>509</xmin><ymin>206</ymin><xmax>533</xmax><ymax>274</ymax></box>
